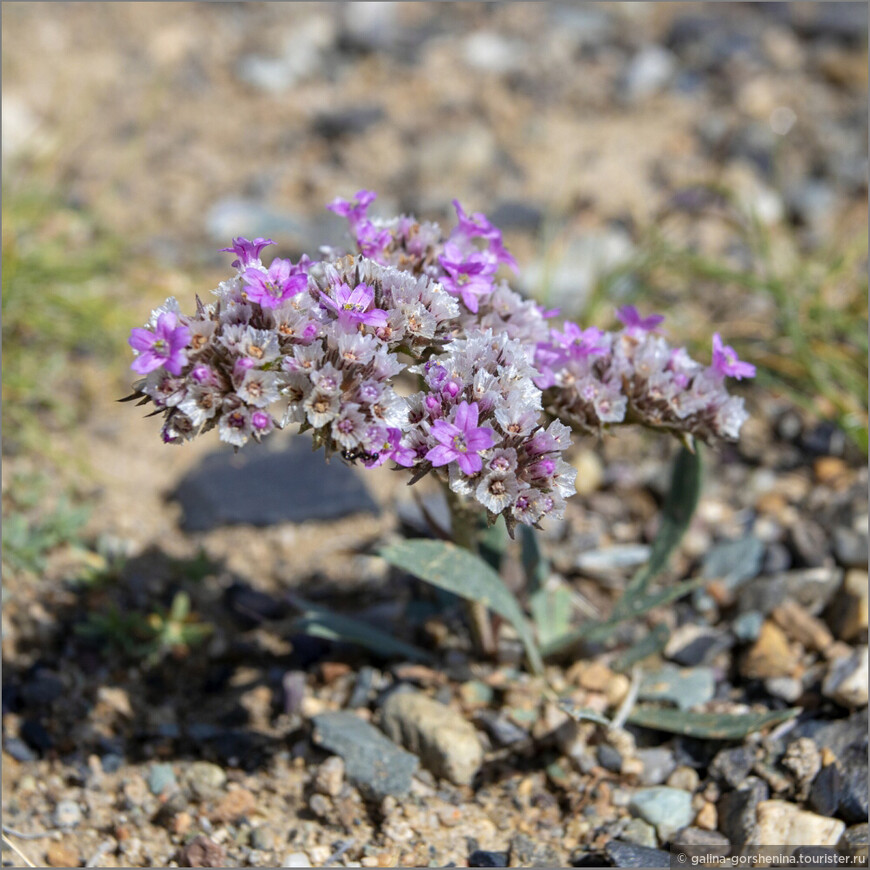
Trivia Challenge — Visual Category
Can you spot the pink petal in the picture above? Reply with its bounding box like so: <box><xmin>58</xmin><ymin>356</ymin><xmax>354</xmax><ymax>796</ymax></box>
<box><xmin>426</xmin><ymin>444</ymin><xmax>456</xmax><ymax>467</ymax></box>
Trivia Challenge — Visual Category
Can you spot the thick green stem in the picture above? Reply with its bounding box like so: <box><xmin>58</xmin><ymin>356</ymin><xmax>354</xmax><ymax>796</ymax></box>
<box><xmin>445</xmin><ymin>487</ymin><xmax>496</xmax><ymax>657</ymax></box>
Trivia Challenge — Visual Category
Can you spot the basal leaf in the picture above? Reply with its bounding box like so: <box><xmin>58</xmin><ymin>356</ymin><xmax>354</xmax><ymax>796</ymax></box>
<box><xmin>627</xmin><ymin>705</ymin><xmax>800</xmax><ymax>740</ymax></box>
<box><xmin>380</xmin><ymin>539</ymin><xmax>543</xmax><ymax>673</ymax></box>
<box><xmin>530</xmin><ymin>583</ymin><xmax>573</xmax><ymax>649</ymax></box>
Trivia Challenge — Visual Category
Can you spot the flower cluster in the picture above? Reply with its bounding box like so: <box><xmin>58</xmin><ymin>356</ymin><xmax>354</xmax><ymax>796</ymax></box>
<box><xmin>127</xmin><ymin>192</ymin><xmax>755</xmax><ymax>530</ymax></box>
<box><xmin>534</xmin><ymin>305</ymin><xmax>754</xmax><ymax>443</ymax></box>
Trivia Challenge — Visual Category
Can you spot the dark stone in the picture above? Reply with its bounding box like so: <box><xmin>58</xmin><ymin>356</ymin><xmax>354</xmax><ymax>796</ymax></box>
<box><xmin>475</xmin><ymin>710</ymin><xmax>528</xmax><ymax>747</ymax></box>
<box><xmin>800</xmin><ymin>422</ymin><xmax>846</xmax><ymax>457</ymax></box>
<box><xmin>488</xmin><ymin>201</ymin><xmax>544</xmax><ymax>232</ymax></box>
<box><xmin>509</xmin><ymin>834</ymin><xmax>561</xmax><ymax>867</ymax></box>
<box><xmin>348</xmin><ymin>666</ymin><xmax>376</xmax><ymax>708</ymax></box>
<box><xmin>311</xmin><ymin>711</ymin><xmax>418</xmax><ymax>801</ymax></box>
<box><xmin>468</xmin><ymin>850</ymin><xmax>509</xmax><ymax>868</ymax></box>
<box><xmin>20</xmin><ymin>669</ymin><xmax>65</xmax><ymax>706</ymax></box>
<box><xmin>572</xmin><ymin>852</ymin><xmax>611</xmax><ymax>868</ymax></box>
<box><xmin>810</xmin><ymin>762</ymin><xmax>841</xmax><ymax>818</ymax></box>
<box><xmin>793</xmin><ymin>709</ymin><xmax>869</xmax><ymax>758</ymax></box>
<box><xmin>839</xmin><ymin>823</ymin><xmax>869</xmax><ymax>859</ymax></box>
<box><xmin>313</xmin><ymin>106</ymin><xmax>385</xmax><ymax>140</ymax></box>
<box><xmin>790</xmin><ymin>2</ymin><xmax>868</xmax><ymax>45</ymax></box>
<box><xmin>173</xmin><ymin>438</ymin><xmax>379</xmax><ymax>532</ymax></box>
<box><xmin>282</xmin><ymin>671</ymin><xmax>307</xmax><ymax>716</ymax></box>
<box><xmin>101</xmin><ymin>753</ymin><xmax>124</xmax><ymax>774</ymax></box>
<box><xmin>597</xmin><ymin>744</ymin><xmax>623</xmax><ymax>773</ymax></box>
<box><xmin>738</xmin><ymin>568</ymin><xmax>843</xmax><ymax>617</ymax></box>
<box><xmin>702</xmin><ymin>536</ymin><xmax>765</xmax><ymax>589</ymax></box>
<box><xmin>710</xmin><ymin>745</ymin><xmax>758</xmax><ymax>789</ymax></box>
<box><xmin>762</xmin><ymin>542</ymin><xmax>792</xmax><ymax>575</ymax></box>
<box><xmin>717</xmin><ymin>777</ymin><xmax>769</xmax><ymax>846</ymax></box>
<box><xmin>3</xmin><ymin>736</ymin><xmax>37</xmax><ymax>762</ymax></box>
<box><xmin>20</xmin><ymin>718</ymin><xmax>53</xmax><ymax>752</ymax></box>
<box><xmin>839</xmin><ymin>751</ymin><xmax>869</xmax><ymax>825</ymax></box>
<box><xmin>833</xmin><ymin>528</ymin><xmax>869</xmax><ymax>569</ymax></box>
<box><xmin>669</xmin><ymin>629</ymin><xmax>732</xmax><ymax>667</ymax></box>
<box><xmin>604</xmin><ymin>840</ymin><xmax>670</xmax><ymax>868</ymax></box>
<box><xmin>793</xmin><ymin>846</ymin><xmax>841</xmax><ymax>866</ymax></box>
<box><xmin>788</xmin><ymin>520</ymin><xmax>831</xmax><ymax>568</ymax></box>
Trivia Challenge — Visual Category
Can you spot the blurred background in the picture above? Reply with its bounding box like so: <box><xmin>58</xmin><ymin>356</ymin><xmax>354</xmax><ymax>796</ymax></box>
<box><xmin>1</xmin><ymin>4</ymin><xmax>868</xmax><ymax>865</ymax></box>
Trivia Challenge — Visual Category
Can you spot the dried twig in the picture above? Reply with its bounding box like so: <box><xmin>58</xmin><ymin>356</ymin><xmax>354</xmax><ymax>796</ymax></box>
<box><xmin>2</xmin><ymin>833</ymin><xmax>35</xmax><ymax>868</ymax></box>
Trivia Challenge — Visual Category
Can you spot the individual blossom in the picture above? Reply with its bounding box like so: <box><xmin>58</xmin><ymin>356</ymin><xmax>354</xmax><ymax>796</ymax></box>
<box><xmin>615</xmin><ymin>304</ymin><xmax>664</xmax><ymax>334</ymax></box>
<box><xmin>129</xmin><ymin>311</ymin><xmax>191</xmax><ymax>375</ymax></box>
<box><xmin>365</xmin><ymin>427</ymin><xmax>416</xmax><ymax>468</ymax></box>
<box><xmin>426</xmin><ymin>400</ymin><xmax>496</xmax><ymax>475</ymax></box>
<box><xmin>319</xmin><ymin>281</ymin><xmax>389</xmax><ymax>330</ymax></box>
<box><xmin>711</xmin><ymin>333</ymin><xmax>756</xmax><ymax>380</ymax></box>
<box><xmin>438</xmin><ymin>243</ymin><xmax>498</xmax><ymax>314</ymax></box>
<box><xmin>220</xmin><ymin>236</ymin><xmax>276</xmax><ymax>269</ymax></box>
<box><xmin>243</xmin><ymin>258</ymin><xmax>309</xmax><ymax>309</ymax></box>
<box><xmin>327</xmin><ymin>190</ymin><xmax>377</xmax><ymax>229</ymax></box>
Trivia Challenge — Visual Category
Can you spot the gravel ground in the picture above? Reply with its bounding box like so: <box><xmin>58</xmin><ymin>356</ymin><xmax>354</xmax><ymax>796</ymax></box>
<box><xmin>2</xmin><ymin>3</ymin><xmax>867</xmax><ymax>868</ymax></box>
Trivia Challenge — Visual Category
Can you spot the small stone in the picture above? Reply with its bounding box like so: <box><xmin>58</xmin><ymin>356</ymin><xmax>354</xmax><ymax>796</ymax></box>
<box><xmin>621</xmin><ymin>44</ymin><xmax>676</xmax><ymax>101</ymax></box>
<box><xmin>695</xmin><ymin>802</ymin><xmax>717</xmax><ymax>831</ymax></box>
<box><xmin>672</xmin><ymin>826</ymin><xmax>730</xmax><ymax>849</ymax></box>
<box><xmin>765</xmin><ymin>677</ymin><xmax>803</xmax><ymax>702</ymax></box>
<box><xmin>468</xmin><ymin>849</ymin><xmax>509</xmax><ymax>868</ymax></box>
<box><xmin>839</xmin><ymin>824</ymin><xmax>869</xmax><ymax>860</ymax></box>
<box><xmin>576</xmin><ymin>545</ymin><xmax>651</xmax><ymax>579</ymax></box>
<box><xmin>380</xmin><ymin>690</ymin><xmax>483</xmax><ymax>786</ymax></box>
<box><xmin>312</xmin><ymin>711</ymin><xmax>418</xmax><ymax>800</ymax></box>
<box><xmin>666</xmin><ymin>766</ymin><xmax>700</xmax><ymax>793</ymax></box>
<box><xmin>572</xmin><ymin>449</ymin><xmax>605</xmax><ymax>496</ymax></box>
<box><xmin>283</xmin><ymin>852</ymin><xmax>312</xmax><ymax>868</ymax></box>
<box><xmin>629</xmin><ymin>787</ymin><xmax>693</xmax><ymax>840</ymax></box>
<box><xmin>639</xmin><ymin>665</ymin><xmax>715</xmax><ymax>711</ymax></box>
<box><xmin>476</xmin><ymin>710</ymin><xmax>528</xmax><ymax>747</ymax></box>
<box><xmin>46</xmin><ymin>842</ymin><xmax>81</xmax><ymax>868</ymax></box>
<box><xmin>148</xmin><ymin>763</ymin><xmax>177</xmax><ymax>796</ymax></box>
<box><xmin>250</xmin><ymin>825</ymin><xmax>276</xmax><ymax>851</ymax></box>
<box><xmin>212</xmin><ymin>787</ymin><xmax>256</xmax><ymax>823</ymax></box>
<box><xmin>787</xmin><ymin>520</ymin><xmax>831</xmax><ymax>568</ymax></box>
<box><xmin>830</xmin><ymin>570</ymin><xmax>869</xmax><ymax>642</ymax></box>
<box><xmin>702</xmin><ymin>536</ymin><xmax>765</xmax><ymax>593</ymax></box>
<box><xmin>597</xmin><ymin>744</ymin><xmax>623</xmax><ymax>773</ymax></box>
<box><xmin>96</xmin><ymin>685</ymin><xmax>134</xmax><ymax>718</ymax></box>
<box><xmin>462</xmin><ymin>31</ymin><xmax>526</xmax><ymax>75</ymax></box>
<box><xmin>810</xmin><ymin>759</ymin><xmax>841</xmax><ymax>818</ymax></box>
<box><xmin>741</xmin><ymin>621</ymin><xmax>798</xmax><ymax>679</ymax></box>
<box><xmin>177</xmin><ymin>835</ymin><xmax>225</xmax><ymax>868</ymax></box>
<box><xmin>458</xmin><ymin>680</ymin><xmax>494</xmax><ymax>709</ymax></box>
<box><xmin>171</xmin><ymin>811</ymin><xmax>193</xmax><ymax>837</ymax></box>
<box><xmin>508</xmin><ymin>833</ymin><xmax>561</xmax><ymax>867</ymax></box>
<box><xmin>823</xmin><ymin>646</ymin><xmax>869</xmax><ymax>707</ymax></box>
<box><xmin>834</xmin><ymin>528</ymin><xmax>869</xmax><ymax>569</ymax></box>
<box><xmin>718</xmin><ymin>777</ymin><xmax>768</xmax><ymax>846</ymax></box>
<box><xmin>314</xmin><ymin>755</ymin><xmax>345</xmax><ymax>797</ymax></box>
<box><xmin>782</xmin><ymin>738</ymin><xmax>822</xmax><ymax>791</ymax></box>
<box><xmin>733</xmin><ymin>611</ymin><xmax>764</xmax><ymax>641</ymax></box>
<box><xmin>53</xmin><ymin>799</ymin><xmax>82</xmax><ymax>828</ymax></box>
<box><xmin>621</xmin><ymin>818</ymin><xmax>657</xmax><ymax>849</ymax></box>
<box><xmin>771</xmin><ymin>599</ymin><xmax>836</xmax><ymax>656</ymax></box>
<box><xmin>604</xmin><ymin>840</ymin><xmax>670</xmax><ymax>868</ymax></box>
<box><xmin>665</xmin><ymin>625</ymin><xmax>730</xmax><ymax>667</ymax></box>
<box><xmin>313</xmin><ymin>106</ymin><xmax>384</xmax><ymax>140</ymax></box>
<box><xmin>636</xmin><ymin>748</ymin><xmax>677</xmax><ymax>786</ymax></box>
<box><xmin>185</xmin><ymin>761</ymin><xmax>227</xmax><ymax>801</ymax></box>
<box><xmin>838</xmin><ymin>753</ymin><xmax>870</xmax><ymax>824</ymax></box>
<box><xmin>756</xmin><ymin>800</ymin><xmax>845</xmax><ymax>846</ymax></box>
<box><xmin>4</xmin><ymin>737</ymin><xmax>36</xmax><ymax>762</ymax></box>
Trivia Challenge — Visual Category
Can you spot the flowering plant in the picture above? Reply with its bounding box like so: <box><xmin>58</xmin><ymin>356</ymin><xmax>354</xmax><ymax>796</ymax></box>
<box><xmin>125</xmin><ymin>191</ymin><xmax>754</xmax><ymax>663</ymax></box>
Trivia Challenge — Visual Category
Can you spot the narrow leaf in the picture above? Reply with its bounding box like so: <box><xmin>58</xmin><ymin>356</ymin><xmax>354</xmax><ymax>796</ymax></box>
<box><xmin>557</xmin><ymin>700</ymin><xmax>612</xmax><ymax>727</ymax></box>
<box><xmin>616</xmin><ymin>445</ymin><xmax>702</xmax><ymax>614</ymax></box>
<box><xmin>530</xmin><ymin>583</ymin><xmax>573</xmax><ymax>649</ymax></box>
<box><xmin>520</xmin><ymin>525</ymin><xmax>549</xmax><ymax>594</ymax></box>
<box><xmin>627</xmin><ymin>705</ymin><xmax>800</xmax><ymax>740</ymax></box>
<box><xmin>613</xmin><ymin>623</ymin><xmax>670</xmax><ymax>673</ymax></box>
<box><xmin>380</xmin><ymin>539</ymin><xmax>543</xmax><ymax>674</ymax></box>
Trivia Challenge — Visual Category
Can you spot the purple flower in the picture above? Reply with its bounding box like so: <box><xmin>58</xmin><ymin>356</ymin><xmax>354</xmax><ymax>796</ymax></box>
<box><xmin>219</xmin><ymin>237</ymin><xmax>275</xmax><ymax>269</ymax></box>
<box><xmin>243</xmin><ymin>259</ymin><xmax>309</xmax><ymax>309</ymax></box>
<box><xmin>438</xmin><ymin>244</ymin><xmax>497</xmax><ymax>314</ymax></box>
<box><xmin>327</xmin><ymin>190</ymin><xmax>377</xmax><ymax>228</ymax></box>
<box><xmin>365</xmin><ymin>427</ymin><xmax>416</xmax><ymax>468</ymax></box>
<box><xmin>426</xmin><ymin>400</ymin><xmax>495</xmax><ymax>475</ymax></box>
<box><xmin>355</xmin><ymin>219</ymin><xmax>393</xmax><ymax>260</ymax></box>
<box><xmin>320</xmin><ymin>282</ymin><xmax>388</xmax><ymax>329</ymax></box>
<box><xmin>129</xmin><ymin>312</ymin><xmax>190</xmax><ymax>375</ymax></box>
<box><xmin>616</xmin><ymin>305</ymin><xmax>665</xmax><ymax>333</ymax></box>
<box><xmin>451</xmin><ymin>200</ymin><xmax>518</xmax><ymax>273</ymax></box>
<box><xmin>711</xmin><ymin>333</ymin><xmax>756</xmax><ymax>380</ymax></box>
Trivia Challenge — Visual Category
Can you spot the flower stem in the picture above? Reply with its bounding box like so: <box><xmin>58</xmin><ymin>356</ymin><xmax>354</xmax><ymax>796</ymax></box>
<box><xmin>445</xmin><ymin>487</ymin><xmax>496</xmax><ymax>657</ymax></box>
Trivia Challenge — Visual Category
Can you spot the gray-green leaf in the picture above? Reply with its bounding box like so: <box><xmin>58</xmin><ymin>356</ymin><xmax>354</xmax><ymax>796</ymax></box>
<box><xmin>380</xmin><ymin>539</ymin><xmax>543</xmax><ymax>674</ymax></box>
<box><xmin>627</xmin><ymin>705</ymin><xmax>799</xmax><ymax>740</ymax></box>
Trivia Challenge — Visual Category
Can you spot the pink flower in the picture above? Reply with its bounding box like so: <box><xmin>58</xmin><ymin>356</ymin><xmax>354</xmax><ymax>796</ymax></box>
<box><xmin>426</xmin><ymin>401</ymin><xmax>495</xmax><ymax>475</ymax></box>
<box><xmin>365</xmin><ymin>428</ymin><xmax>416</xmax><ymax>468</ymax></box>
<box><xmin>711</xmin><ymin>333</ymin><xmax>756</xmax><ymax>380</ymax></box>
<box><xmin>219</xmin><ymin>237</ymin><xmax>275</xmax><ymax>269</ymax></box>
<box><xmin>616</xmin><ymin>305</ymin><xmax>665</xmax><ymax>333</ymax></box>
<box><xmin>129</xmin><ymin>312</ymin><xmax>190</xmax><ymax>375</ymax></box>
<box><xmin>327</xmin><ymin>190</ymin><xmax>377</xmax><ymax>228</ymax></box>
<box><xmin>243</xmin><ymin>259</ymin><xmax>308</xmax><ymax>309</ymax></box>
<box><xmin>319</xmin><ymin>282</ymin><xmax>388</xmax><ymax>329</ymax></box>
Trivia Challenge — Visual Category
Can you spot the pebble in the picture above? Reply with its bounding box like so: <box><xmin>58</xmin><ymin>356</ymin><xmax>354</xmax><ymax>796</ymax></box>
<box><xmin>250</xmin><ymin>825</ymin><xmax>276</xmax><ymax>852</ymax></box>
<box><xmin>462</xmin><ymin>31</ymin><xmax>526</xmax><ymax>75</ymax></box>
<box><xmin>597</xmin><ymin>743</ymin><xmax>623</xmax><ymax>773</ymax></box>
<box><xmin>621</xmin><ymin>818</ymin><xmax>657</xmax><ymax>849</ymax></box>
<box><xmin>629</xmin><ymin>787</ymin><xmax>693</xmax><ymax>840</ymax></box>
<box><xmin>822</xmin><ymin>646</ymin><xmax>869</xmax><ymax>707</ymax></box>
<box><xmin>476</xmin><ymin>710</ymin><xmax>528</xmax><ymax>747</ymax></box>
<box><xmin>185</xmin><ymin>761</ymin><xmax>227</xmax><ymax>801</ymax></box>
<box><xmin>53</xmin><ymin>798</ymin><xmax>82</xmax><ymax>828</ymax></box>
<box><xmin>283</xmin><ymin>853</ymin><xmax>312</xmax><ymax>868</ymax></box>
<box><xmin>468</xmin><ymin>849</ymin><xmax>508</xmax><ymax>868</ymax></box>
<box><xmin>733</xmin><ymin>610</ymin><xmax>764</xmax><ymax>641</ymax></box>
<box><xmin>765</xmin><ymin>676</ymin><xmax>803</xmax><ymax>702</ymax></box>
<box><xmin>572</xmin><ymin>449</ymin><xmax>605</xmax><ymax>496</ymax></box>
<box><xmin>508</xmin><ymin>833</ymin><xmax>561</xmax><ymax>867</ymax></box>
<box><xmin>781</xmin><ymin>737</ymin><xmax>822</xmax><ymax>792</ymax></box>
<box><xmin>576</xmin><ymin>544</ymin><xmax>651</xmax><ymax>578</ymax></box>
<box><xmin>672</xmin><ymin>826</ymin><xmax>730</xmax><ymax>849</ymax></box>
<box><xmin>639</xmin><ymin>665</ymin><xmax>715</xmax><ymax>711</ymax></box>
<box><xmin>381</xmin><ymin>690</ymin><xmax>483</xmax><ymax>786</ymax></box>
<box><xmin>702</xmin><ymin>535</ymin><xmax>765</xmax><ymax>592</ymax></box>
<box><xmin>604</xmin><ymin>840</ymin><xmax>671</xmax><ymax>868</ymax></box>
<box><xmin>809</xmin><ymin>758</ymin><xmax>841</xmax><ymax>817</ymax></box>
<box><xmin>4</xmin><ymin>736</ymin><xmax>37</xmax><ymax>762</ymax></box>
<box><xmin>147</xmin><ymin>762</ymin><xmax>177</xmax><ymax>796</ymax></box>
<box><xmin>666</xmin><ymin>766</ymin><xmax>700</xmax><ymax>793</ymax></box>
<box><xmin>838</xmin><ymin>754</ymin><xmax>870</xmax><ymax>824</ymax></box>
<box><xmin>834</xmin><ymin>527</ymin><xmax>869</xmax><ymax>569</ymax></box>
<box><xmin>311</xmin><ymin>711</ymin><xmax>418</xmax><ymax>800</ymax></box>
<box><xmin>177</xmin><ymin>835</ymin><xmax>225</xmax><ymax>868</ymax></box>
<box><xmin>46</xmin><ymin>842</ymin><xmax>81</xmax><ymax>868</ymax></box>
<box><xmin>636</xmin><ymin>748</ymin><xmax>677</xmax><ymax>786</ymax></box>
<box><xmin>212</xmin><ymin>787</ymin><xmax>256</xmax><ymax>823</ymax></box>
<box><xmin>839</xmin><ymin>824</ymin><xmax>869</xmax><ymax>860</ymax></box>
<box><xmin>756</xmin><ymin>800</ymin><xmax>845</xmax><ymax>846</ymax></box>
<box><xmin>787</xmin><ymin>519</ymin><xmax>831</xmax><ymax>568</ymax></box>
<box><xmin>314</xmin><ymin>755</ymin><xmax>345</xmax><ymax>797</ymax></box>
<box><xmin>313</xmin><ymin>106</ymin><xmax>385</xmax><ymax>140</ymax></box>
<box><xmin>665</xmin><ymin>624</ymin><xmax>730</xmax><ymax>667</ymax></box>
<box><xmin>621</xmin><ymin>44</ymin><xmax>677</xmax><ymax>101</ymax></box>
<box><xmin>717</xmin><ymin>777</ymin><xmax>768</xmax><ymax>846</ymax></box>
<box><xmin>740</xmin><ymin>620</ymin><xmax>798</xmax><ymax>679</ymax></box>
<box><xmin>830</xmin><ymin>570</ymin><xmax>869</xmax><ymax>641</ymax></box>
<box><xmin>694</xmin><ymin>801</ymin><xmax>718</xmax><ymax>831</ymax></box>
